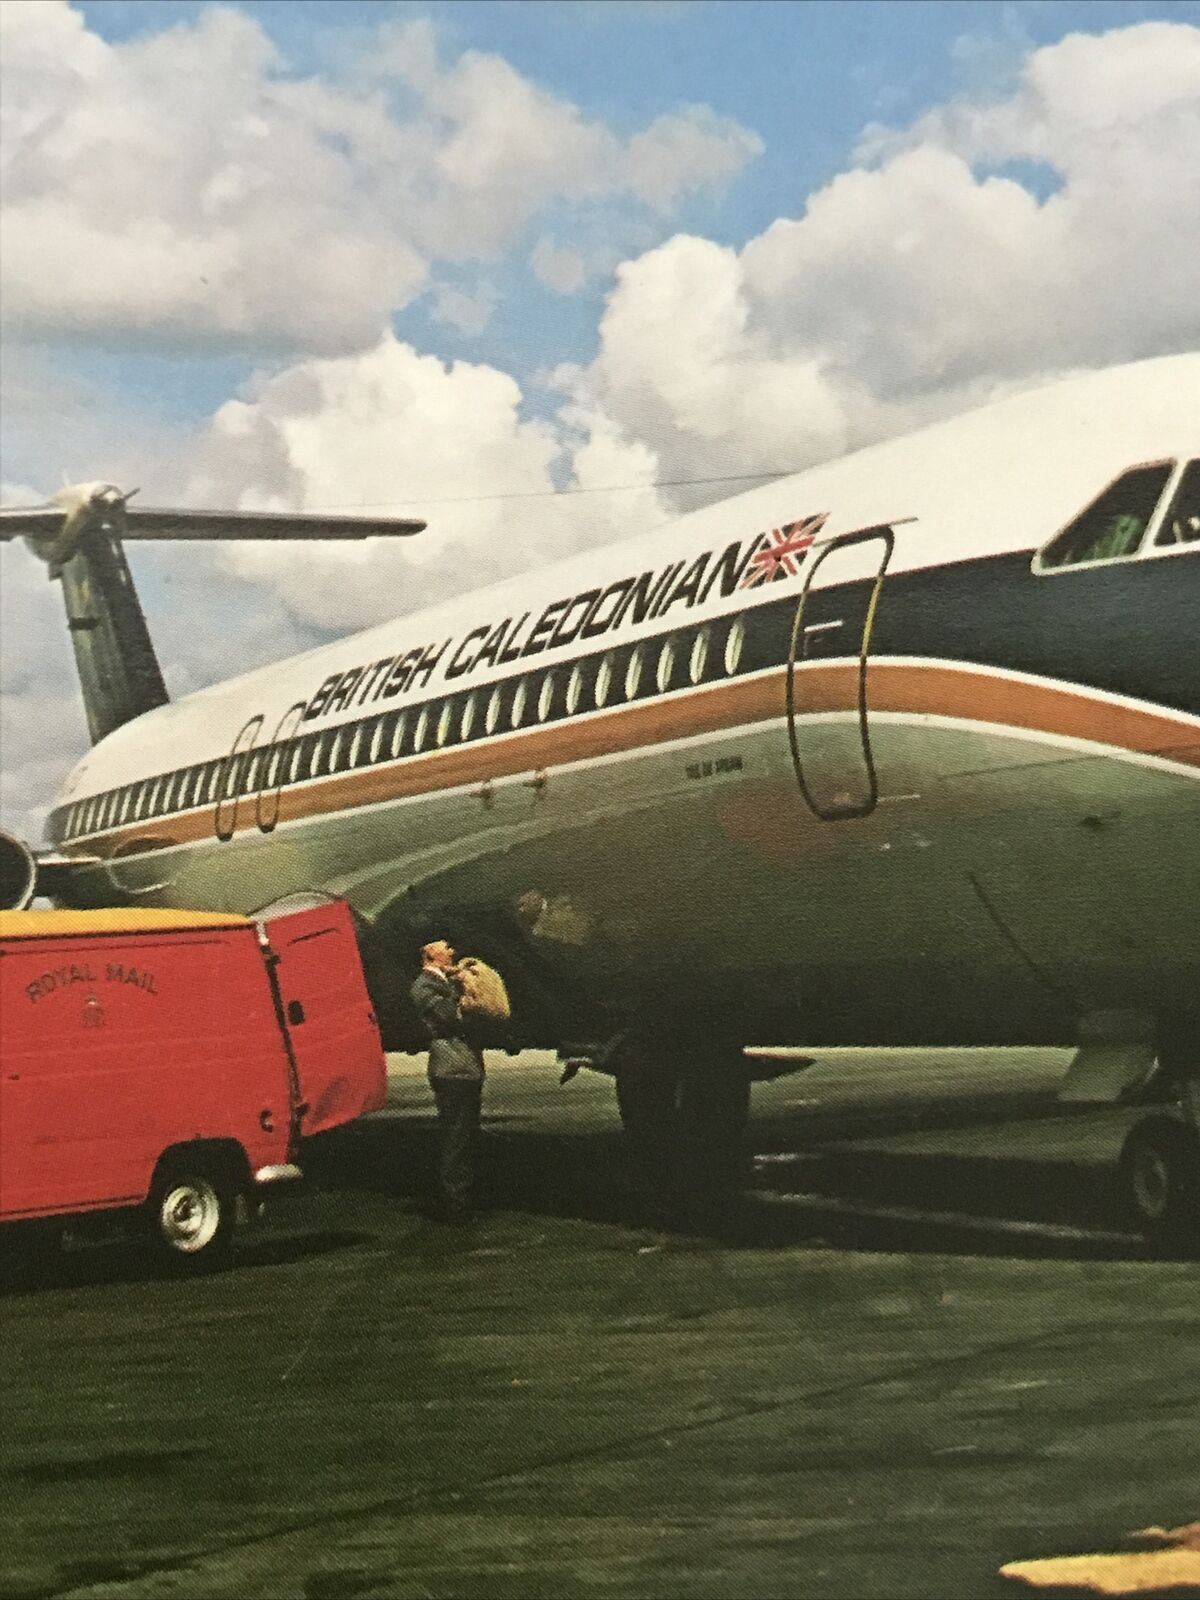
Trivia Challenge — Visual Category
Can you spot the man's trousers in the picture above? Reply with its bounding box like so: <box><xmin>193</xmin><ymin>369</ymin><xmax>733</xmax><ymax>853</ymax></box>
<box><xmin>430</xmin><ymin>1077</ymin><xmax>483</xmax><ymax>1217</ymax></box>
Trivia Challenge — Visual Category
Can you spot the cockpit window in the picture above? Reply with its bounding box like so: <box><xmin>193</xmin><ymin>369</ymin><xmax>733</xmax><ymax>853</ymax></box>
<box><xmin>1155</xmin><ymin>459</ymin><xmax>1200</xmax><ymax>547</ymax></box>
<box><xmin>1037</xmin><ymin>462</ymin><xmax>1174</xmax><ymax>569</ymax></box>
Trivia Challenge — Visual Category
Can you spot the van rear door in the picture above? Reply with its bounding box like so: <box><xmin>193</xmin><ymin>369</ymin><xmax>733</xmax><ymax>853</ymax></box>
<box><xmin>263</xmin><ymin>902</ymin><xmax>387</xmax><ymax>1138</ymax></box>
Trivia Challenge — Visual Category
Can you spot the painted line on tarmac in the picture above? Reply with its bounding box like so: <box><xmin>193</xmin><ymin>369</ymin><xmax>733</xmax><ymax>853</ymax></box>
<box><xmin>754</xmin><ymin>1189</ymin><xmax>1142</xmax><ymax>1248</ymax></box>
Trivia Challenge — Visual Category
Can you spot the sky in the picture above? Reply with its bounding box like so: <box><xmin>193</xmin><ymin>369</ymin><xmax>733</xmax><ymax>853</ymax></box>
<box><xmin>2</xmin><ymin>0</ymin><xmax>1199</xmax><ymax>838</ymax></box>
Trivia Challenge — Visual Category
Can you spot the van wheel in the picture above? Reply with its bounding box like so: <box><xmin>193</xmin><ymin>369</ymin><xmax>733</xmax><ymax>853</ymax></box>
<box><xmin>148</xmin><ymin>1164</ymin><xmax>235</xmax><ymax>1269</ymax></box>
<box><xmin>1119</xmin><ymin>1117</ymin><xmax>1200</xmax><ymax>1253</ymax></box>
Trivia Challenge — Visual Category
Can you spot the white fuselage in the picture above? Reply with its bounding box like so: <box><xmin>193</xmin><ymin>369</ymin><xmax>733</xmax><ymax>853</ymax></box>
<box><xmin>46</xmin><ymin>356</ymin><xmax>1200</xmax><ymax>1048</ymax></box>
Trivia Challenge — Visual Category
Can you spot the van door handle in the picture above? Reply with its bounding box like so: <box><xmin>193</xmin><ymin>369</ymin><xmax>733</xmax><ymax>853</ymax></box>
<box><xmin>287</xmin><ymin>1000</ymin><xmax>305</xmax><ymax>1025</ymax></box>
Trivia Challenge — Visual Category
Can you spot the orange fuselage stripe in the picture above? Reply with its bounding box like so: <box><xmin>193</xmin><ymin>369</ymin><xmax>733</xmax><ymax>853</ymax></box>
<box><xmin>68</xmin><ymin>661</ymin><xmax>1200</xmax><ymax>859</ymax></box>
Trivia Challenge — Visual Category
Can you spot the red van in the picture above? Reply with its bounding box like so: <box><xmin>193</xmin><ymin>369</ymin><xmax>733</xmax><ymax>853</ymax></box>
<box><xmin>0</xmin><ymin>899</ymin><xmax>386</xmax><ymax>1268</ymax></box>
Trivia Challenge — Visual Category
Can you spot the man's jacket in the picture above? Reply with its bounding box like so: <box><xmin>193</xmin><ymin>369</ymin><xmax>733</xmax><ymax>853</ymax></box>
<box><xmin>410</xmin><ymin>968</ymin><xmax>485</xmax><ymax>1083</ymax></box>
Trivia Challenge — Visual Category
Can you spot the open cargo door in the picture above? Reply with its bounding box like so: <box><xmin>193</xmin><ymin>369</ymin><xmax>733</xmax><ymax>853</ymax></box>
<box><xmin>263</xmin><ymin>901</ymin><xmax>387</xmax><ymax>1137</ymax></box>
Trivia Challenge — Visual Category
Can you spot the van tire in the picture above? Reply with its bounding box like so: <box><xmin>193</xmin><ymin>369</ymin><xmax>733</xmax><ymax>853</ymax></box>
<box><xmin>1119</xmin><ymin>1116</ymin><xmax>1200</xmax><ymax>1254</ymax></box>
<box><xmin>147</xmin><ymin>1161</ymin><xmax>236</xmax><ymax>1270</ymax></box>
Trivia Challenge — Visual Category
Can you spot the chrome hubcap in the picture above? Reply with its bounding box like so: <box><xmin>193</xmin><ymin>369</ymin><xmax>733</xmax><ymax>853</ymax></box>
<box><xmin>160</xmin><ymin>1180</ymin><xmax>220</xmax><ymax>1252</ymax></box>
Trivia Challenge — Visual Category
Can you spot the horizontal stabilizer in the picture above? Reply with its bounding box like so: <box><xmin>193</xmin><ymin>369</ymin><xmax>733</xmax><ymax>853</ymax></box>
<box><xmin>0</xmin><ymin>503</ymin><xmax>425</xmax><ymax>540</ymax></box>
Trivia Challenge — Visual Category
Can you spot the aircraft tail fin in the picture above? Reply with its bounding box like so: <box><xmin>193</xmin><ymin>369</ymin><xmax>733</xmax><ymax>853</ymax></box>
<box><xmin>1</xmin><ymin>484</ymin><xmax>426</xmax><ymax>745</ymax></box>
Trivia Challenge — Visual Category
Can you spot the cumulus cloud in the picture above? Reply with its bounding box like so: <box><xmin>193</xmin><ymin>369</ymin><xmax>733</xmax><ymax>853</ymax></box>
<box><xmin>0</xmin><ymin>3</ymin><xmax>759</xmax><ymax>354</ymax></box>
<box><xmin>182</xmin><ymin>331</ymin><xmax>669</xmax><ymax>633</ymax></box>
<box><xmin>531</xmin><ymin>239</ymin><xmax>589</xmax><ymax>296</ymax></box>
<box><xmin>430</xmin><ymin>281</ymin><xmax>499</xmax><ymax>335</ymax></box>
<box><xmin>561</xmin><ymin>20</ymin><xmax>1200</xmax><ymax>492</ymax></box>
<box><xmin>627</xmin><ymin>107</ymin><xmax>763</xmax><ymax>212</ymax></box>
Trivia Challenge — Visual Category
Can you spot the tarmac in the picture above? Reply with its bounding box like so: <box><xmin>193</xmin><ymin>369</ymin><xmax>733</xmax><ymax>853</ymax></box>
<box><xmin>1</xmin><ymin>1049</ymin><xmax>1197</xmax><ymax>1600</ymax></box>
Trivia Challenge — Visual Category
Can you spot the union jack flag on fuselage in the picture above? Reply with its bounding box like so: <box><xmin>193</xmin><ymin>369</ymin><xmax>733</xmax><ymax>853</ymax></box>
<box><xmin>740</xmin><ymin>513</ymin><xmax>828</xmax><ymax>588</ymax></box>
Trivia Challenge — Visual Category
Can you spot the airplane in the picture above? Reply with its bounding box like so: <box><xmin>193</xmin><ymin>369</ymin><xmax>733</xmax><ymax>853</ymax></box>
<box><xmin>2</xmin><ymin>354</ymin><xmax>1198</xmax><ymax>1231</ymax></box>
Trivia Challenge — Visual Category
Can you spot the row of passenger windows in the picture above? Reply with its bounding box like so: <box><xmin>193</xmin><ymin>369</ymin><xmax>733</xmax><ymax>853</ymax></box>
<box><xmin>59</xmin><ymin>616</ymin><xmax>749</xmax><ymax>840</ymax></box>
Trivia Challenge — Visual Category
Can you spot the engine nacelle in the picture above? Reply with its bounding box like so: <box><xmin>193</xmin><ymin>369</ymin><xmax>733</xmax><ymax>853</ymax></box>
<box><xmin>0</xmin><ymin>831</ymin><xmax>37</xmax><ymax>910</ymax></box>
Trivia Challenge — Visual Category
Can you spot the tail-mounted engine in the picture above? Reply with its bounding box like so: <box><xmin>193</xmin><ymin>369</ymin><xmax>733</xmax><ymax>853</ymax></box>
<box><xmin>0</xmin><ymin>831</ymin><xmax>37</xmax><ymax>910</ymax></box>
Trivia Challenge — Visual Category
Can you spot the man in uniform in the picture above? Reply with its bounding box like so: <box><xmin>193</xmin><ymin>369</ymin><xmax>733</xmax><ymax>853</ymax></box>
<box><xmin>410</xmin><ymin>939</ymin><xmax>485</xmax><ymax>1222</ymax></box>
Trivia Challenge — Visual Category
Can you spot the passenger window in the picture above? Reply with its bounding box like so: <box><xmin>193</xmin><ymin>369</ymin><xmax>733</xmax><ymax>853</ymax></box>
<box><xmin>244</xmin><ymin>750</ymin><xmax>265</xmax><ymax>792</ymax></box>
<box><xmin>413</xmin><ymin>706</ymin><xmax>430</xmax><ymax>752</ymax></box>
<box><xmin>689</xmin><ymin>627</ymin><xmax>712</xmax><ymax>685</ymax></box>
<box><xmin>1155</xmin><ymin>459</ymin><xmax>1200</xmax><ymax>546</ymax></box>
<box><xmin>566</xmin><ymin>663</ymin><xmax>584</xmax><ymax>715</ymax></box>
<box><xmin>625</xmin><ymin>645</ymin><xmax>645</xmax><ymax>701</ymax></box>
<box><xmin>436</xmin><ymin>700</ymin><xmax>454</xmax><ymax>747</ymax></box>
<box><xmin>511</xmin><ymin>680</ymin><xmax>528</xmax><ymax>728</ymax></box>
<box><xmin>1038</xmin><ymin>462</ymin><xmax>1174</xmax><ymax>568</ymax></box>
<box><xmin>347</xmin><ymin>723</ymin><xmax>365</xmax><ymax>767</ymax></box>
<box><xmin>461</xmin><ymin>692</ymin><xmax>478</xmax><ymax>741</ymax></box>
<box><xmin>486</xmin><ymin>685</ymin><xmax>503</xmax><ymax>734</ymax></box>
<box><xmin>656</xmin><ymin>637</ymin><xmax>677</xmax><ymax>694</ymax></box>
<box><xmin>724</xmin><ymin>615</ymin><xmax>745</xmax><ymax>675</ymax></box>
<box><xmin>537</xmin><ymin>671</ymin><xmax>557</xmax><ymax>722</ymax></box>
<box><xmin>389</xmin><ymin>711</ymin><xmax>409</xmax><ymax>760</ymax></box>
<box><xmin>369</xmin><ymin>716</ymin><xmax>387</xmax><ymax>763</ymax></box>
<box><xmin>595</xmin><ymin>654</ymin><xmax>613</xmax><ymax>708</ymax></box>
<box><xmin>329</xmin><ymin>727</ymin><xmax>349</xmax><ymax>773</ymax></box>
